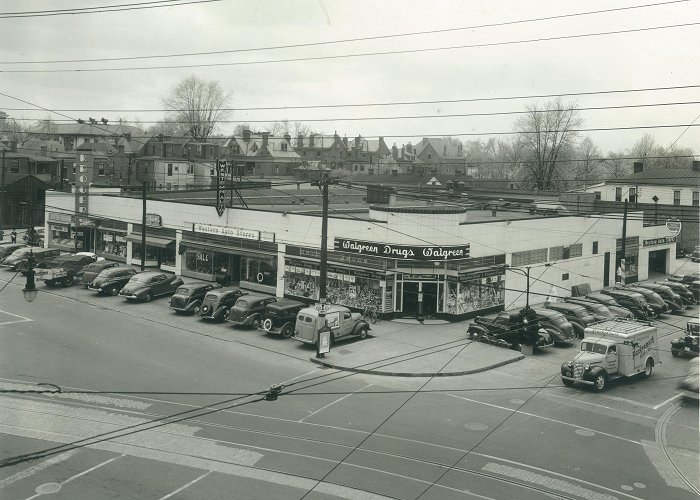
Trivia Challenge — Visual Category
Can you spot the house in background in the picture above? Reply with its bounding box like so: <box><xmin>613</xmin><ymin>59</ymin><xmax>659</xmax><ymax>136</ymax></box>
<box><xmin>1</xmin><ymin>141</ymin><xmax>59</xmax><ymax>185</ymax></box>
<box><xmin>229</xmin><ymin>130</ymin><xmax>302</xmax><ymax>176</ymax></box>
<box><xmin>413</xmin><ymin>137</ymin><xmax>473</xmax><ymax>176</ymax></box>
<box><xmin>346</xmin><ymin>136</ymin><xmax>392</xmax><ymax>174</ymax></box>
<box><xmin>47</xmin><ymin>122</ymin><xmax>144</xmax><ymax>152</ymax></box>
<box><xmin>294</xmin><ymin>133</ymin><xmax>347</xmax><ymax>170</ymax></box>
<box><xmin>0</xmin><ymin>174</ymin><xmax>47</xmax><ymax>228</ymax></box>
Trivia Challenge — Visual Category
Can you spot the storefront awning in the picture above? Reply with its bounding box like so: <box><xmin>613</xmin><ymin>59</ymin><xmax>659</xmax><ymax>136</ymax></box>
<box><xmin>126</xmin><ymin>233</ymin><xmax>175</xmax><ymax>248</ymax></box>
<box><xmin>180</xmin><ymin>240</ymin><xmax>276</xmax><ymax>258</ymax></box>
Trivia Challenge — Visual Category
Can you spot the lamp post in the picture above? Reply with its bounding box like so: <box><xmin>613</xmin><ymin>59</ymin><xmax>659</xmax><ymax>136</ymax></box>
<box><xmin>22</xmin><ymin>250</ymin><xmax>38</xmax><ymax>302</ymax></box>
<box><xmin>505</xmin><ymin>265</ymin><xmax>532</xmax><ymax>309</ymax></box>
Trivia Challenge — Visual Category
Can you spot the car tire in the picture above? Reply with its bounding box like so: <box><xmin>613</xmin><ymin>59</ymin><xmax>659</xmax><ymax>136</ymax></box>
<box><xmin>641</xmin><ymin>359</ymin><xmax>653</xmax><ymax>378</ymax></box>
<box><xmin>109</xmin><ymin>286</ymin><xmax>120</xmax><ymax>296</ymax></box>
<box><xmin>671</xmin><ymin>349</ymin><xmax>680</xmax><ymax>358</ymax></box>
<box><xmin>64</xmin><ymin>276</ymin><xmax>74</xmax><ymax>287</ymax></box>
<box><xmin>358</xmin><ymin>326</ymin><xmax>368</xmax><ymax>340</ymax></box>
<box><xmin>144</xmin><ymin>292</ymin><xmax>153</xmax><ymax>303</ymax></box>
<box><xmin>281</xmin><ymin>324</ymin><xmax>293</xmax><ymax>338</ymax></box>
<box><xmin>251</xmin><ymin>316</ymin><xmax>261</xmax><ymax>329</ymax></box>
<box><xmin>562</xmin><ymin>378</ymin><xmax>574</xmax><ymax>387</ymax></box>
<box><xmin>593</xmin><ymin>372</ymin><xmax>608</xmax><ymax>392</ymax></box>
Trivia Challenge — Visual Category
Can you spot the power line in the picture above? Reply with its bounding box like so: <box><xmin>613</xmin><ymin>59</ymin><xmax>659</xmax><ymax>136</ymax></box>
<box><xmin>0</xmin><ymin>0</ymin><xmax>688</xmax><ymax>61</ymax></box>
<box><xmin>0</xmin><ymin>0</ymin><xmax>226</xmax><ymax>19</ymax></box>
<box><xmin>7</xmin><ymin>100</ymin><xmax>700</xmax><ymax>124</ymax></box>
<box><xmin>2</xmin><ymin>22</ymin><xmax>698</xmax><ymax>73</ymax></box>
<box><xmin>3</xmin><ymin>84</ymin><xmax>700</xmax><ymax>113</ymax></box>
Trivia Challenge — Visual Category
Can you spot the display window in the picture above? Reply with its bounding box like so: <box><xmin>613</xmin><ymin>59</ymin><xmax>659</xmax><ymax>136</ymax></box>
<box><xmin>97</xmin><ymin>230</ymin><xmax>127</xmax><ymax>258</ymax></box>
<box><xmin>185</xmin><ymin>250</ymin><xmax>213</xmax><ymax>274</ymax></box>
<box><xmin>446</xmin><ymin>274</ymin><xmax>505</xmax><ymax>315</ymax></box>
<box><xmin>48</xmin><ymin>224</ymin><xmax>73</xmax><ymax>247</ymax></box>
<box><xmin>241</xmin><ymin>255</ymin><xmax>277</xmax><ymax>286</ymax></box>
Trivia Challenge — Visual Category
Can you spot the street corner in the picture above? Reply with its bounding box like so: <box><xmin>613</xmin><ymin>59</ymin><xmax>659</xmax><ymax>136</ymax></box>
<box><xmin>0</xmin><ymin>309</ymin><xmax>33</xmax><ymax>327</ymax></box>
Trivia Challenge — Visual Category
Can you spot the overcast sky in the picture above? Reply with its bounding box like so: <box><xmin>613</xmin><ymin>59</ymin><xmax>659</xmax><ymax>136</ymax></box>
<box><xmin>1</xmin><ymin>0</ymin><xmax>698</xmax><ymax>154</ymax></box>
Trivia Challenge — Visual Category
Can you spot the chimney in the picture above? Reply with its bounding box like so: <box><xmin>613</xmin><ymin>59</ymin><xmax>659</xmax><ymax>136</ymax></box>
<box><xmin>633</xmin><ymin>162</ymin><xmax>643</xmax><ymax>173</ymax></box>
<box><xmin>354</xmin><ymin>135</ymin><xmax>361</xmax><ymax>149</ymax></box>
<box><xmin>406</xmin><ymin>142</ymin><xmax>412</xmax><ymax>154</ymax></box>
<box><xmin>297</xmin><ymin>134</ymin><xmax>304</xmax><ymax>148</ymax></box>
<box><xmin>457</xmin><ymin>143</ymin><xmax>463</xmax><ymax>157</ymax></box>
<box><xmin>262</xmin><ymin>131</ymin><xmax>269</xmax><ymax>148</ymax></box>
<box><xmin>309</xmin><ymin>134</ymin><xmax>315</xmax><ymax>147</ymax></box>
<box><xmin>342</xmin><ymin>136</ymin><xmax>348</xmax><ymax>148</ymax></box>
<box><xmin>125</xmin><ymin>133</ymin><xmax>131</xmax><ymax>141</ymax></box>
<box><xmin>443</xmin><ymin>144</ymin><xmax>447</xmax><ymax>156</ymax></box>
<box><xmin>692</xmin><ymin>160</ymin><xmax>700</xmax><ymax>172</ymax></box>
<box><xmin>284</xmin><ymin>133</ymin><xmax>291</xmax><ymax>143</ymax></box>
<box><xmin>118</xmin><ymin>144</ymin><xmax>125</xmax><ymax>154</ymax></box>
<box><xmin>242</xmin><ymin>129</ymin><xmax>251</xmax><ymax>143</ymax></box>
<box><xmin>157</xmin><ymin>134</ymin><xmax>164</xmax><ymax>142</ymax></box>
<box><xmin>392</xmin><ymin>143</ymin><xmax>398</xmax><ymax>159</ymax></box>
<box><xmin>41</xmin><ymin>145</ymin><xmax>47</xmax><ymax>157</ymax></box>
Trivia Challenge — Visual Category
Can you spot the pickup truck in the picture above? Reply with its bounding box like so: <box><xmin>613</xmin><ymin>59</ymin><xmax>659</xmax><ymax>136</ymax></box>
<box><xmin>467</xmin><ymin>309</ymin><xmax>553</xmax><ymax>350</ymax></box>
<box><xmin>34</xmin><ymin>254</ymin><xmax>97</xmax><ymax>287</ymax></box>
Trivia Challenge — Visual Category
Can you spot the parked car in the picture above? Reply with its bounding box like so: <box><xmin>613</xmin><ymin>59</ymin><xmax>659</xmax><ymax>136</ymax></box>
<box><xmin>634</xmin><ymin>283</ymin><xmax>684</xmax><ymax>312</ymax></box>
<box><xmin>226</xmin><ymin>294</ymin><xmax>277</xmax><ymax>328</ymax></box>
<box><xmin>293</xmin><ymin>304</ymin><xmax>371</xmax><ymax>344</ymax></box>
<box><xmin>0</xmin><ymin>243</ymin><xmax>25</xmax><ymax>261</ymax></box>
<box><xmin>530</xmin><ymin>307</ymin><xmax>576</xmax><ymax>344</ymax></box>
<box><xmin>197</xmin><ymin>286</ymin><xmax>246</xmax><ymax>320</ymax></box>
<box><xmin>119</xmin><ymin>271</ymin><xmax>184</xmax><ymax>302</ymax></box>
<box><xmin>169</xmin><ymin>282</ymin><xmax>221</xmax><ymax>315</ymax></box>
<box><xmin>261</xmin><ymin>298</ymin><xmax>308</xmax><ymax>338</ymax></box>
<box><xmin>81</xmin><ymin>261</ymin><xmax>120</xmax><ymax>286</ymax></box>
<box><xmin>563</xmin><ymin>298</ymin><xmax>615</xmax><ymax>322</ymax></box>
<box><xmin>598</xmin><ymin>289</ymin><xmax>655</xmax><ymax>319</ymax></box>
<box><xmin>691</xmin><ymin>246</ymin><xmax>700</xmax><ymax>263</ymax></box>
<box><xmin>34</xmin><ymin>253</ymin><xmax>97</xmax><ymax>287</ymax></box>
<box><xmin>88</xmin><ymin>266</ymin><xmax>138</xmax><ymax>295</ymax></box>
<box><xmin>584</xmin><ymin>293</ymin><xmax>635</xmax><ymax>318</ymax></box>
<box><xmin>659</xmin><ymin>280</ymin><xmax>696</xmax><ymax>306</ymax></box>
<box><xmin>622</xmin><ymin>286</ymin><xmax>669</xmax><ymax>316</ymax></box>
<box><xmin>467</xmin><ymin>308</ymin><xmax>553</xmax><ymax>349</ymax></box>
<box><xmin>2</xmin><ymin>247</ymin><xmax>60</xmax><ymax>272</ymax></box>
<box><xmin>544</xmin><ymin>302</ymin><xmax>597</xmax><ymax>339</ymax></box>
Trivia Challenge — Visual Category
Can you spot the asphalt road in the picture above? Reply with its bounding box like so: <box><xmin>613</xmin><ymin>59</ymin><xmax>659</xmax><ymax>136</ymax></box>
<box><xmin>0</xmin><ymin>271</ymin><xmax>698</xmax><ymax>499</ymax></box>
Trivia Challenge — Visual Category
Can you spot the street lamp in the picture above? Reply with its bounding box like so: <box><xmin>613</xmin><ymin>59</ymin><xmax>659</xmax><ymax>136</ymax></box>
<box><xmin>502</xmin><ymin>263</ymin><xmax>552</xmax><ymax>309</ymax></box>
<box><xmin>22</xmin><ymin>250</ymin><xmax>38</xmax><ymax>302</ymax></box>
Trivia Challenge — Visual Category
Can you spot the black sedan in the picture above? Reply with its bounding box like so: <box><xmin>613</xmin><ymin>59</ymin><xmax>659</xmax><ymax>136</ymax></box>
<box><xmin>81</xmin><ymin>261</ymin><xmax>120</xmax><ymax>286</ymax></box>
<box><xmin>169</xmin><ymin>282</ymin><xmax>221</xmax><ymax>314</ymax></box>
<box><xmin>119</xmin><ymin>271</ymin><xmax>184</xmax><ymax>302</ymax></box>
<box><xmin>198</xmin><ymin>287</ymin><xmax>248</xmax><ymax>321</ymax></box>
<box><xmin>88</xmin><ymin>266</ymin><xmax>139</xmax><ymax>295</ymax></box>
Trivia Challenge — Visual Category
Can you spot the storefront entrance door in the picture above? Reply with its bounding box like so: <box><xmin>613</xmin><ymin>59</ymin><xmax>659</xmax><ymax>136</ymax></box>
<box><xmin>403</xmin><ymin>282</ymin><xmax>419</xmax><ymax>315</ymax></box>
<box><xmin>422</xmin><ymin>282</ymin><xmax>438</xmax><ymax>316</ymax></box>
<box><xmin>648</xmin><ymin>249</ymin><xmax>667</xmax><ymax>274</ymax></box>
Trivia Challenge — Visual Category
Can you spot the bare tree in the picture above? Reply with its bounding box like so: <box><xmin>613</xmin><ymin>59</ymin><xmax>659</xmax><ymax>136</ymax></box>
<box><xmin>162</xmin><ymin>75</ymin><xmax>231</xmax><ymax>141</ymax></box>
<box><xmin>570</xmin><ymin>136</ymin><xmax>603</xmax><ymax>187</ymax></box>
<box><xmin>514</xmin><ymin>98</ymin><xmax>583</xmax><ymax>190</ymax></box>
<box><xmin>146</xmin><ymin>113</ymin><xmax>190</xmax><ymax>138</ymax></box>
<box><xmin>3</xmin><ymin>117</ymin><xmax>32</xmax><ymax>144</ymax></box>
<box><xmin>33</xmin><ymin>116</ymin><xmax>58</xmax><ymax>138</ymax></box>
<box><xmin>603</xmin><ymin>150</ymin><xmax>631</xmax><ymax>179</ymax></box>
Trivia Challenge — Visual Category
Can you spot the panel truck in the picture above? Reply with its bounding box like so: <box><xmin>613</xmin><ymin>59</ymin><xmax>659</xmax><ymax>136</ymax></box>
<box><xmin>560</xmin><ymin>319</ymin><xmax>659</xmax><ymax>392</ymax></box>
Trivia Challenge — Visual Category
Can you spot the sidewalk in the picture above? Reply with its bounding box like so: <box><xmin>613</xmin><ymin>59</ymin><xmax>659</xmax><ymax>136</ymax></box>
<box><xmin>310</xmin><ymin>318</ymin><xmax>524</xmax><ymax>377</ymax></box>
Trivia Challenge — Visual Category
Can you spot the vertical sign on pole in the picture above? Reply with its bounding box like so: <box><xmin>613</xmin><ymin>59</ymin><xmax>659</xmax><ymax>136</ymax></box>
<box><xmin>215</xmin><ymin>159</ymin><xmax>228</xmax><ymax>217</ymax></box>
<box><xmin>74</xmin><ymin>152</ymin><xmax>92</xmax><ymax>251</ymax></box>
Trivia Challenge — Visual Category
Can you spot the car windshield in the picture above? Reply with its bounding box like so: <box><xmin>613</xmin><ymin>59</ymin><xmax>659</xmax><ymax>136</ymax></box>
<box><xmin>129</xmin><ymin>275</ymin><xmax>152</xmax><ymax>282</ymax></box>
<box><xmin>581</xmin><ymin>342</ymin><xmax>608</xmax><ymax>354</ymax></box>
<box><xmin>590</xmin><ymin>305</ymin><xmax>613</xmax><ymax>317</ymax></box>
<box><xmin>235</xmin><ymin>300</ymin><xmax>248</xmax><ymax>307</ymax></box>
<box><xmin>175</xmin><ymin>287</ymin><xmax>190</xmax><ymax>295</ymax></box>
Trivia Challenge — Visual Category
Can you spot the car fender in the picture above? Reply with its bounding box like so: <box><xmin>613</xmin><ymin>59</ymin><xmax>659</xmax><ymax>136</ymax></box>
<box><xmin>583</xmin><ymin>366</ymin><xmax>606</xmax><ymax>382</ymax></box>
<box><xmin>352</xmin><ymin>321</ymin><xmax>370</xmax><ymax>335</ymax></box>
<box><xmin>186</xmin><ymin>300</ymin><xmax>201</xmax><ymax>311</ymax></box>
<box><xmin>467</xmin><ymin>324</ymin><xmax>489</xmax><ymax>338</ymax></box>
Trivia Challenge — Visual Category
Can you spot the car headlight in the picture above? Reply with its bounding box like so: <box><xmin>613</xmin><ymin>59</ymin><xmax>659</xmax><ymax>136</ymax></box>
<box><xmin>584</xmin><ymin>364</ymin><xmax>591</xmax><ymax>371</ymax></box>
<box><xmin>567</xmin><ymin>361</ymin><xmax>573</xmax><ymax>367</ymax></box>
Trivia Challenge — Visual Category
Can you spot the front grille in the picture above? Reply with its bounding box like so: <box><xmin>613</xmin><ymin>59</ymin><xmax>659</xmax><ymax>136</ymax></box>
<box><xmin>573</xmin><ymin>362</ymin><xmax>584</xmax><ymax>379</ymax></box>
<box><xmin>170</xmin><ymin>297</ymin><xmax>187</xmax><ymax>309</ymax></box>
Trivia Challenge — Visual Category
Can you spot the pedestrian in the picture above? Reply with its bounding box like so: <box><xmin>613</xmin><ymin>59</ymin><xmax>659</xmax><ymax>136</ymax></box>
<box><xmin>10</xmin><ymin>229</ymin><xmax>17</xmax><ymax>243</ymax></box>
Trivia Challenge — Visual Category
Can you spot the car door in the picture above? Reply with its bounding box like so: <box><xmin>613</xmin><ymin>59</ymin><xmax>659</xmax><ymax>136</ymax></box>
<box><xmin>151</xmin><ymin>274</ymin><xmax>166</xmax><ymax>295</ymax></box>
<box><xmin>339</xmin><ymin>310</ymin><xmax>353</xmax><ymax>338</ymax></box>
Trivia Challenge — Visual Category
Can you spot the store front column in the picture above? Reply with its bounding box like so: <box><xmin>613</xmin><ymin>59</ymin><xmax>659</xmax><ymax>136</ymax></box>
<box><xmin>175</xmin><ymin>230</ymin><xmax>183</xmax><ymax>276</ymax></box>
<box><xmin>276</xmin><ymin>245</ymin><xmax>286</xmax><ymax>298</ymax></box>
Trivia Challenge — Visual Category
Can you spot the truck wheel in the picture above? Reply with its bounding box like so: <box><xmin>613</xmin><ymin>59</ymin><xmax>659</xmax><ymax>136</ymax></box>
<box><xmin>671</xmin><ymin>349</ymin><xmax>680</xmax><ymax>358</ymax></box>
<box><xmin>281</xmin><ymin>324</ymin><xmax>294</xmax><ymax>338</ymax></box>
<box><xmin>593</xmin><ymin>373</ymin><xmax>607</xmax><ymax>392</ymax></box>
<box><xmin>641</xmin><ymin>359</ymin><xmax>653</xmax><ymax>378</ymax></box>
<box><xmin>143</xmin><ymin>292</ymin><xmax>153</xmax><ymax>302</ymax></box>
<box><xmin>562</xmin><ymin>378</ymin><xmax>574</xmax><ymax>387</ymax></box>
<box><xmin>64</xmin><ymin>276</ymin><xmax>74</xmax><ymax>287</ymax></box>
<box><xmin>358</xmin><ymin>326</ymin><xmax>368</xmax><ymax>340</ymax></box>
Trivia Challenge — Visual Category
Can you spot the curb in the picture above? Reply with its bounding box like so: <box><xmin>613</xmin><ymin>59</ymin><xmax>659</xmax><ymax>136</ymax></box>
<box><xmin>309</xmin><ymin>352</ymin><xmax>524</xmax><ymax>377</ymax></box>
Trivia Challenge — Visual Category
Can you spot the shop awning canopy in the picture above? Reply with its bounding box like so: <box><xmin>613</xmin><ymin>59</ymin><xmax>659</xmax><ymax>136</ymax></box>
<box><xmin>126</xmin><ymin>233</ymin><xmax>175</xmax><ymax>248</ymax></box>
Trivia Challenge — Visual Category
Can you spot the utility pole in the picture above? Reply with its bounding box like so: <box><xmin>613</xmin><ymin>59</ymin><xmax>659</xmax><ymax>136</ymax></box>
<box><xmin>0</xmin><ymin>149</ymin><xmax>5</xmax><ymax>228</ymax></box>
<box><xmin>620</xmin><ymin>200</ymin><xmax>628</xmax><ymax>285</ymax></box>
<box><xmin>141</xmin><ymin>164</ymin><xmax>147</xmax><ymax>271</ymax></box>
<box><xmin>311</xmin><ymin>169</ymin><xmax>334</xmax><ymax>307</ymax></box>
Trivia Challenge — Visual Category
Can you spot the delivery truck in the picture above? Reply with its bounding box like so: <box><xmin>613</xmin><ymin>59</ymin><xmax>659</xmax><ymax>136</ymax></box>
<box><xmin>560</xmin><ymin>319</ymin><xmax>659</xmax><ymax>392</ymax></box>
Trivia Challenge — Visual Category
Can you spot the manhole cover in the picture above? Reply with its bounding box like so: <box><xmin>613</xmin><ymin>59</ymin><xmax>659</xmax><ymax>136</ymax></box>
<box><xmin>36</xmin><ymin>483</ymin><xmax>61</xmax><ymax>494</ymax></box>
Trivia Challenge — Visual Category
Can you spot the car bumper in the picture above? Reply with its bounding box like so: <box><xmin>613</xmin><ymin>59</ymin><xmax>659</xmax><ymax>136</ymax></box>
<box><xmin>292</xmin><ymin>335</ymin><xmax>315</xmax><ymax>345</ymax></box>
<box><xmin>561</xmin><ymin>375</ymin><xmax>594</xmax><ymax>386</ymax></box>
<box><xmin>87</xmin><ymin>286</ymin><xmax>103</xmax><ymax>292</ymax></box>
<box><xmin>120</xmin><ymin>294</ymin><xmax>139</xmax><ymax>300</ymax></box>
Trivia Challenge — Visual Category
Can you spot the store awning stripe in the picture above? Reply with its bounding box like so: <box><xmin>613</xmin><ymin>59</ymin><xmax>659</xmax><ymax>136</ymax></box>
<box><xmin>126</xmin><ymin>234</ymin><xmax>175</xmax><ymax>248</ymax></box>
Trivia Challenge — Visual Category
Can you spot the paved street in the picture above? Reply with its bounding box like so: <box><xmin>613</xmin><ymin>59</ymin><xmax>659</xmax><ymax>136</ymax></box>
<box><xmin>0</xmin><ymin>271</ymin><xmax>698</xmax><ymax>499</ymax></box>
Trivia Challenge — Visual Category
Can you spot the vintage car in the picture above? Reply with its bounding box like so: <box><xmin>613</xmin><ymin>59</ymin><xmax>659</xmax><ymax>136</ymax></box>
<box><xmin>598</xmin><ymin>289</ymin><xmax>655</xmax><ymax>319</ymax></box>
<box><xmin>81</xmin><ymin>261</ymin><xmax>120</xmax><ymax>286</ymax></box>
<box><xmin>293</xmin><ymin>304</ymin><xmax>370</xmax><ymax>345</ymax></box>
<box><xmin>119</xmin><ymin>271</ymin><xmax>184</xmax><ymax>302</ymax></box>
<box><xmin>34</xmin><ymin>253</ymin><xmax>98</xmax><ymax>287</ymax></box>
<box><xmin>2</xmin><ymin>247</ymin><xmax>60</xmax><ymax>272</ymax></box>
<box><xmin>0</xmin><ymin>243</ymin><xmax>26</xmax><ymax>261</ymax></box>
<box><xmin>530</xmin><ymin>307</ymin><xmax>576</xmax><ymax>344</ymax></box>
<box><xmin>544</xmin><ymin>302</ymin><xmax>596</xmax><ymax>339</ymax></box>
<box><xmin>633</xmin><ymin>283</ymin><xmax>684</xmax><ymax>312</ymax></box>
<box><xmin>226</xmin><ymin>294</ymin><xmax>277</xmax><ymax>328</ymax></box>
<box><xmin>261</xmin><ymin>298</ymin><xmax>307</xmax><ymax>338</ymax></box>
<box><xmin>198</xmin><ymin>286</ymin><xmax>248</xmax><ymax>321</ymax></box>
<box><xmin>671</xmin><ymin>319</ymin><xmax>700</xmax><ymax>358</ymax></box>
<box><xmin>169</xmin><ymin>282</ymin><xmax>221</xmax><ymax>314</ymax></box>
<box><xmin>564</xmin><ymin>298</ymin><xmax>616</xmax><ymax>322</ymax></box>
<box><xmin>88</xmin><ymin>266</ymin><xmax>139</xmax><ymax>295</ymax></box>
<box><xmin>567</xmin><ymin>296</ymin><xmax>633</xmax><ymax>319</ymax></box>
<box><xmin>658</xmin><ymin>280</ymin><xmax>696</xmax><ymax>306</ymax></box>
<box><xmin>467</xmin><ymin>308</ymin><xmax>553</xmax><ymax>350</ymax></box>
<box><xmin>584</xmin><ymin>293</ymin><xmax>635</xmax><ymax>318</ymax></box>
<box><xmin>623</xmin><ymin>286</ymin><xmax>670</xmax><ymax>316</ymax></box>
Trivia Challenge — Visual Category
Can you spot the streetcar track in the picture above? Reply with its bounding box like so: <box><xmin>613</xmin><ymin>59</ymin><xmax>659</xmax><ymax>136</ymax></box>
<box><xmin>656</xmin><ymin>402</ymin><xmax>700</xmax><ymax>496</ymax></box>
<box><xmin>0</xmin><ymin>393</ymin><xmax>643</xmax><ymax>500</ymax></box>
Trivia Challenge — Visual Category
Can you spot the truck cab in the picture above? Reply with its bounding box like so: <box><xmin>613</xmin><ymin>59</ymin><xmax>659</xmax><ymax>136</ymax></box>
<box><xmin>561</xmin><ymin>319</ymin><xmax>659</xmax><ymax>392</ymax></box>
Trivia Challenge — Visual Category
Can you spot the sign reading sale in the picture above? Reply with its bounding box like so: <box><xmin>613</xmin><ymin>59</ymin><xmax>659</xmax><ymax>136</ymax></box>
<box><xmin>74</xmin><ymin>152</ymin><xmax>92</xmax><ymax>217</ymax></box>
